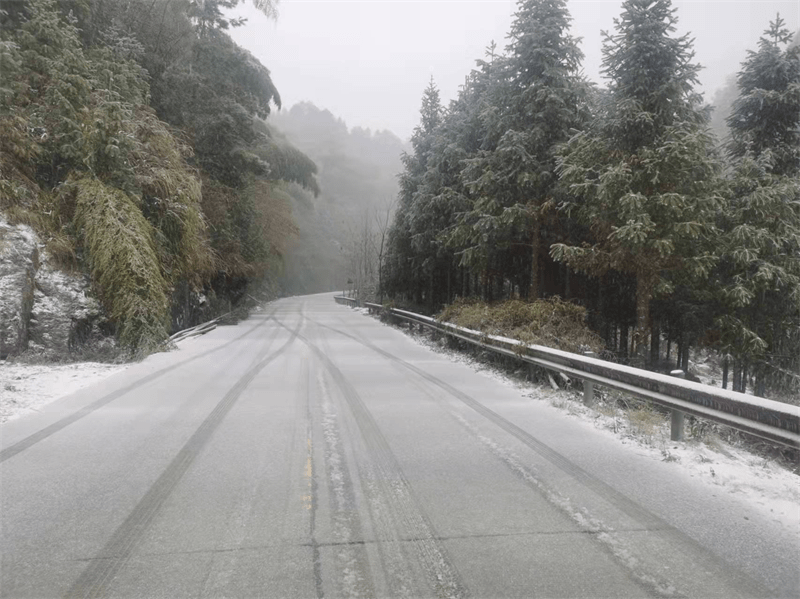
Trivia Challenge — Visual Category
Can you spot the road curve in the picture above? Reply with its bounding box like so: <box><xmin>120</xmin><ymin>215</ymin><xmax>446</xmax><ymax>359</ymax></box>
<box><xmin>1</xmin><ymin>293</ymin><xmax>797</xmax><ymax>598</ymax></box>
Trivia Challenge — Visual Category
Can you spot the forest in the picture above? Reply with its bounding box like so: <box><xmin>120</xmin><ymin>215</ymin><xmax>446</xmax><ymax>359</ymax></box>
<box><xmin>1</xmin><ymin>0</ymin><xmax>798</xmax><ymax>400</ymax></box>
<box><xmin>270</xmin><ymin>102</ymin><xmax>404</xmax><ymax>296</ymax></box>
<box><xmin>0</xmin><ymin>0</ymin><xmax>320</xmax><ymax>354</ymax></box>
<box><xmin>382</xmin><ymin>0</ymin><xmax>800</xmax><ymax>399</ymax></box>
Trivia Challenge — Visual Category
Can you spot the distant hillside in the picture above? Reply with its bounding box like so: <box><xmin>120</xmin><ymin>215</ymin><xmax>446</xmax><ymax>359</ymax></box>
<box><xmin>270</xmin><ymin>103</ymin><xmax>407</xmax><ymax>293</ymax></box>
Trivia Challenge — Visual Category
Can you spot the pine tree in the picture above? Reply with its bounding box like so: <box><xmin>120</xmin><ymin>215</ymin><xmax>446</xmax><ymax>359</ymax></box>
<box><xmin>385</xmin><ymin>78</ymin><xmax>443</xmax><ymax>304</ymax></box>
<box><xmin>551</xmin><ymin>0</ymin><xmax>721</xmax><ymax>364</ymax></box>
<box><xmin>727</xmin><ymin>15</ymin><xmax>800</xmax><ymax>177</ymax></box>
<box><xmin>450</xmin><ymin>0</ymin><xmax>586</xmax><ymax>299</ymax></box>
<box><xmin>714</xmin><ymin>16</ymin><xmax>800</xmax><ymax>394</ymax></box>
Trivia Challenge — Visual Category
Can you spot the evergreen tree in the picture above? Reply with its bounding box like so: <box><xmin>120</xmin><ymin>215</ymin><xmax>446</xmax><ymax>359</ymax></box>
<box><xmin>443</xmin><ymin>46</ymin><xmax>507</xmax><ymax>295</ymax></box>
<box><xmin>385</xmin><ymin>78</ymin><xmax>443</xmax><ymax>304</ymax></box>
<box><xmin>714</xmin><ymin>17</ymin><xmax>800</xmax><ymax>394</ymax></box>
<box><xmin>0</xmin><ymin>0</ymin><xmax>316</xmax><ymax>352</ymax></box>
<box><xmin>450</xmin><ymin>0</ymin><xmax>586</xmax><ymax>299</ymax></box>
<box><xmin>190</xmin><ymin>0</ymin><xmax>279</xmax><ymax>37</ymax></box>
<box><xmin>551</xmin><ymin>0</ymin><xmax>721</xmax><ymax>364</ymax></box>
<box><xmin>727</xmin><ymin>15</ymin><xmax>800</xmax><ymax>177</ymax></box>
<box><xmin>407</xmin><ymin>81</ymin><xmax>478</xmax><ymax>307</ymax></box>
<box><xmin>0</xmin><ymin>0</ymin><xmax>213</xmax><ymax>353</ymax></box>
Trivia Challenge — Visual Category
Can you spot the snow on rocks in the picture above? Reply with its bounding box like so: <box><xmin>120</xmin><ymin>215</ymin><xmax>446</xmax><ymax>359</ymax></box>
<box><xmin>0</xmin><ymin>215</ymin><xmax>108</xmax><ymax>359</ymax></box>
<box><xmin>0</xmin><ymin>218</ymin><xmax>38</xmax><ymax>358</ymax></box>
<box><xmin>28</xmin><ymin>253</ymin><xmax>106</xmax><ymax>357</ymax></box>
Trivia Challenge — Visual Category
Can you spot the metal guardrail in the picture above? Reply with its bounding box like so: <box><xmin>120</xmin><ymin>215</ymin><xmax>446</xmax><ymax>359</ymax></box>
<box><xmin>333</xmin><ymin>297</ymin><xmax>800</xmax><ymax>448</ymax></box>
<box><xmin>334</xmin><ymin>296</ymin><xmax>360</xmax><ymax>307</ymax></box>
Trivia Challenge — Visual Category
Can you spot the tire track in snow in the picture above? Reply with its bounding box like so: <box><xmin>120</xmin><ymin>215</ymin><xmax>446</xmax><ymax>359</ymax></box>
<box><xmin>314</xmin><ymin>315</ymin><xmax>772</xmax><ymax>599</ymax></box>
<box><xmin>314</xmin><ymin>366</ymin><xmax>376</xmax><ymax>598</ymax></box>
<box><xmin>306</xmin><ymin>360</ymin><xmax>325</xmax><ymax>599</ymax></box>
<box><xmin>281</xmin><ymin>319</ymin><xmax>469</xmax><ymax>599</ymax></box>
<box><xmin>63</xmin><ymin>310</ymin><xmax>304</xmax><ymax>599</ymax></box>
<box><xmin>0</xmin><ymin>307</ymin><xmax>279</xmax><ymax>464</ymax></box>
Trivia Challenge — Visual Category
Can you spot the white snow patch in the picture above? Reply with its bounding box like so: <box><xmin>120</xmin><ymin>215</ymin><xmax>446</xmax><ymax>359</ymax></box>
<box><xmin>0</xmin><ymin>361</ymin><xmax>127</xmax><ymax>423</ymax></box>
<box><xmin>541</xmin><ymin>393</ymin><xmax>800</xmax><ymax>532</ymax></box>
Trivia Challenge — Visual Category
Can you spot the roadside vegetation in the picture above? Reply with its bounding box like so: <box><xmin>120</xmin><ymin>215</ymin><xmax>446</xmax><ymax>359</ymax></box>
<box><xmin>379</xmin><ymin>0</ymin><xmax>800</xmax><ymax>401</ymax></box>
<box><xmin>0</xmin><ymin>0</ymin><xmax>318</xmax><ymax>357</ymax></box>
<box><xmin>437</xmin><ymin>297</ymin><xmax>603</xmax><ymax>355</ymax></box>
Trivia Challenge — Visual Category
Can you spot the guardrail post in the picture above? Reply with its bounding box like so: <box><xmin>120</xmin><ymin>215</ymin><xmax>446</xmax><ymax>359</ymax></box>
<box><xmin>582</xmin><ymin>351</ymin><xmax>597</xmax><ymax>406</ymax></box>
<box><xmin>669</xmin><ymin>369</ymin><xmax>686</xmax><ymax>441</ymax></box>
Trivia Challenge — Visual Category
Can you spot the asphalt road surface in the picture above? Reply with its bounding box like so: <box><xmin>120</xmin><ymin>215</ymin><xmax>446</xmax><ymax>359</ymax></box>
<box><xmin>1</xmin><ymin>293</ymin><xmax>798</xmax><ymax>598</ymax></box>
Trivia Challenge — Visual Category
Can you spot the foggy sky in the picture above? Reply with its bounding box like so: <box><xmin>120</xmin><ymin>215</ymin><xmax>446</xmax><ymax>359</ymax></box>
<box><xmin>229</xmin><ymin>0</ymin><xmax>800</xmax><ymax>141</ymax></box>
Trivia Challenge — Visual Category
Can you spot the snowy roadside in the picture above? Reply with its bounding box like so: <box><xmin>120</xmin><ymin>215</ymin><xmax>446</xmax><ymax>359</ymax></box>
<box><xmin>0</xmin><ymin>319</ymin><xmax>227</xmax><ymax>424</ymax></box>
<box><xmin>0</xmin><ymin>361</ymin><xmax>128</xmax><ymax>424</ymax></box>
<box><xmin>397</xmin><ymin>319</ymin><xmax>800</xmax><ymax>533</ymax></box>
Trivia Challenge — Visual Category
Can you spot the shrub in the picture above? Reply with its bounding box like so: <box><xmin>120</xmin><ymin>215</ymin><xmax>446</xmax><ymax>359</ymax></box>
<box><xmin>437</xmin><ymin>297</ymin><xmax>604</xmax><ymax>354</ymax></box>
<box><xmin>73</xmin><ymin>177</ymin><xmax>170</xmax><ymax>355</ymax></box>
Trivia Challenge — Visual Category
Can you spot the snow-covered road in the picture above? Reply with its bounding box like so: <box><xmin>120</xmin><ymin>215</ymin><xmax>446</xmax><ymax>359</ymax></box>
<box><xmin>1</xmin><ymin>292</ymin><xmax>798</xmax><ymax>598</ymax></box>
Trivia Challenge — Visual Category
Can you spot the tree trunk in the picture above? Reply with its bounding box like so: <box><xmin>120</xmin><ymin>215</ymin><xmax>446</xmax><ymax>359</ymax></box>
<box><xmin>529</xmin><ymin>218</ymin><xmax>540</xmax><ymax>300</ymax></box>
<box><xmin>378</xmin><ymin>258</ymin><xmax>383</xmax><ymax>304</ymax></box>
<box><xmin>650</xmin><ymin>321</ymin><xmax>660</xmax><ymax>366</ymax></box>
<box><xmin>620</xmin><ymin>325</ymin><xmax>629</xmax><ymax>359</ymax></box>
<box><xmin>740</xmin><ymin>362</ymin><xmax>748</xmax><ymax>394</ymax></box>
<box><xmin>722</xmin><ymin>356</ymin><xmax>729</xmax><ymax>390</ymax></box>
<box><xmin>632</xmin><ymin>273</ymin><xmax>651</xmax><ymax>365</ymax></box>
<box><xmin>755</xmin><ymin>369</ymin><xmax>765</xmax><ymax>397</ymax></box>
<box><xmin>428</xmin><ymin>272</ymin><xmax>434</xmax><ymax>312</ymax></box>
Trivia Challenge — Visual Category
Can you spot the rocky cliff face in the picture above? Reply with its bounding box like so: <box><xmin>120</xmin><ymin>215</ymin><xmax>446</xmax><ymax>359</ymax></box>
<box><xmin>0</xmin><ymin>219</ymin><xmax>37</xmax><ymax>358</ymax></box>
<box><xmin>0</xmin><ymin>216</ymin><xmax>110</xmax><ymax>359</ymax></box>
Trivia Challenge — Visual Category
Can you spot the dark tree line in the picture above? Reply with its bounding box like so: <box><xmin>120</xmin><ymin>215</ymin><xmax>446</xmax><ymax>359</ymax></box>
<box><xmin>384</xmin><ymin>0</ymin><xmax>800</xmax><ymax>397</ymax></box>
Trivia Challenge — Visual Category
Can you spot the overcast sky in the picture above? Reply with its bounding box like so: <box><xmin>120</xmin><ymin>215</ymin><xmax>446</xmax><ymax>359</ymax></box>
<box><xmin>229</xmin><ymin>0</ymin><xmax>799</xmax><ymax>141</ymax></box>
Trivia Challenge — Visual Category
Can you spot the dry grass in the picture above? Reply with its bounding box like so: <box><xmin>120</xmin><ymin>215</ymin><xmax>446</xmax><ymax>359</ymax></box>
<box><xmin>437</xmin><ymin>297</ymin><xmax>604</xmax><ymax>354</ymax></box>
<box><xmin>626</xmin><ymin>403</ymin><xmax>666</xmax><ymax>445</ymax></box>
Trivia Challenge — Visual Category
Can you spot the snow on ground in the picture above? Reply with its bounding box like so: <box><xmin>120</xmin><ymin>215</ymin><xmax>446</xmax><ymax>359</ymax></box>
<box><xmin>396</xmin><ymin>319</ymin><xmax>800</xmax><ymax>532</ymax></box>
<box><xmin>0</xmin><ymin>361</ymin><xmax>127</xmax><ymax>423</ymax></box>
<box><xmin>0</xmin><ymin>320</ymin><xmax>219</xmax><ymax>424</ymax></box>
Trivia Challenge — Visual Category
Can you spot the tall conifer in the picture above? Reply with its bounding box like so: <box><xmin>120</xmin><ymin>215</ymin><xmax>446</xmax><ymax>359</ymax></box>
<box><xmin>451</xmin><ymin>0</ymin><xmax>585</xmax><ymax>299</ymax></box>
<box><xmin>552</xmin><ymin>0</ymin><xmax>720</xmax><ymax>363</ymax></box>
<box><xmin>715</xmin><ymin>16</ymin><xmax>800</xmax><ymax>394</ymax></box>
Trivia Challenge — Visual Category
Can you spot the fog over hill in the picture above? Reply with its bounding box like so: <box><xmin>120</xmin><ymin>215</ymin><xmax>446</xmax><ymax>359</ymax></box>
<box><xmin>269</xmin><ymin>103</ymin><xmax>407</xmax><ymax>294</ymax></box>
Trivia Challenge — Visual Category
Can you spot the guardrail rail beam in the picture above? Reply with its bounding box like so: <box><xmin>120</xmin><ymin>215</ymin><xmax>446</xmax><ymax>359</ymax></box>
<box><xmin>337</xmin><ymin>297</ymin><xmax>800</xmax><ymax>448</ymax></box>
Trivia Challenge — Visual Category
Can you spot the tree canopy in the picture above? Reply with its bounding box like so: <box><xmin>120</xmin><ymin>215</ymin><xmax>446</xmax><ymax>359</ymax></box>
<box><xmin>382</xmin><ymin>0</ymin><xmax>799</xmax><ymax>398</ymax></box>
<box><xmin>0</xmin><ymin>0</ymin><xmax>317</xmax><ymax>355</ymax></box>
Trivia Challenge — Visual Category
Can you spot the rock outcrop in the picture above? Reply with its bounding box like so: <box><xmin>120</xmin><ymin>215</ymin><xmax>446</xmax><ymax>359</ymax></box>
<box><xmin>0</xmin><ymin>216</ymin><xmax>110</xmax><ymax>359</ymax></box>
<box><xmin>0</xmin><ymin>219</ymin><xmax>37</xmax><ymax>358</ymax></box>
